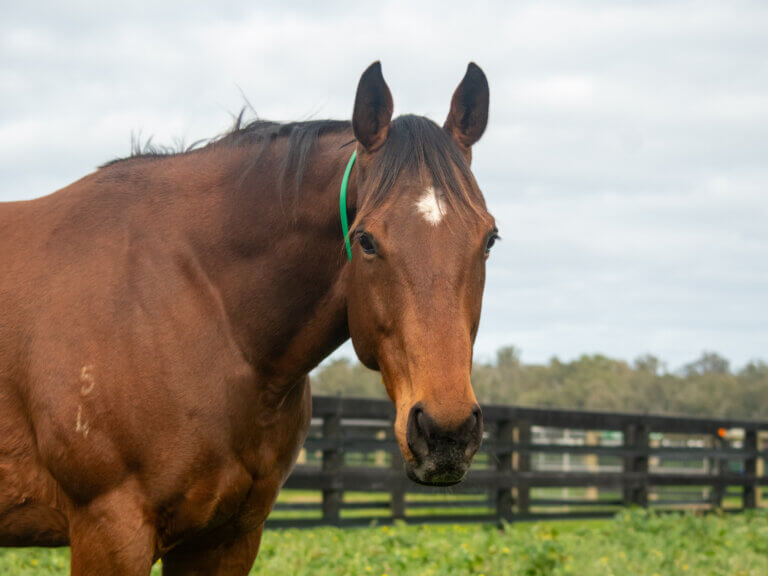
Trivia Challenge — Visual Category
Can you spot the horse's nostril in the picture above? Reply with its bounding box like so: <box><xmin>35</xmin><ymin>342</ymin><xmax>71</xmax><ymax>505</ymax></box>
<box><xmin>406</xmin><ymin>404</ymin><xmax>430</xmax><ymax>460</ymax></box>
<box><xmin>416</xmin><ymin>409</ymin><xmax>429</xmax><ymax>436</ymax></box>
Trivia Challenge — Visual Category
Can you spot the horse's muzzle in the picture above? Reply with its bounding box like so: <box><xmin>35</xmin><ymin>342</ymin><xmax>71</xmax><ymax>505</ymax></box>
<box><xmin>404</xmin><ymin>402</ymin><xmax>483</xmax><ymax>486</ymax></box>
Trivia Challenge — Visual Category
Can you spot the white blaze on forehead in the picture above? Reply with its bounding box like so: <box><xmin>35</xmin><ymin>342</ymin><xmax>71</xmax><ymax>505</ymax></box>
<box><xmin>415</xmin><ymin>187</ymin><xmax>447</xmax><ymax>225</ymax></box>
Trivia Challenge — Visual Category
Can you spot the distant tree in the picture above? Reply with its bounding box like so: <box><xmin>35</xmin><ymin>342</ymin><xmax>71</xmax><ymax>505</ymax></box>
<box><xmin>310</xmin><ymin>358</ymin><xmax>384</xmax><ymax>398</ymax></box>
<box><xmin>683</xmin><ymin>351</ymin><xmax>730</xmax><ymax>376</ymax></box>
<box><xmin>739</xmin><ymin>360</ymin><xmax>768</xmax><ymax>379</ymax></box>
<box><xmin>497</xmin><ymin>346</ymin><xmax>521</xmax><ymax>370</ymax></box>
<box><xmin>310</xmin><ymin>348</ymin><xmax>765</xmax><ymax>419</ymax></box>
<box><xmin>634</xmin><ymin>354</ymin><xmax>664</xmax><ymax>376</ymax></box>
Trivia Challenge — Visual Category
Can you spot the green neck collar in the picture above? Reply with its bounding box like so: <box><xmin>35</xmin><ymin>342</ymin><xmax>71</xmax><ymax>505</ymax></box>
<box><xmin>339</xmin><ymin>149</ymin><xmax>357</xmax><ymax>261</ymax></box>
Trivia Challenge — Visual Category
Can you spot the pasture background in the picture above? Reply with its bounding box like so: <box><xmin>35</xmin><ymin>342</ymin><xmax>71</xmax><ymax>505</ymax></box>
<box><xmin>3</xmin><ymin>1</ymin><xmax>767</xmax><ymax>574</ymax></box>
<box><xmin>3</xmin><ymin>510</ymin><xmax>768</xmax><ymax>575</ymax></box>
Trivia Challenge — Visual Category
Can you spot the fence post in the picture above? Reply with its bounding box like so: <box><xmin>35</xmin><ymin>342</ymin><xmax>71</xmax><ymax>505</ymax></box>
<box><xmin>515</xmin><ymin>420</ymin><xmax>531</xmax><ymax>517</ymax></box>
<box><xmin>623</xmin><ymin>424</ymin><xmax>649</xmax><ymax>507</ymax></box>
<box><xmin>758</xmin><ymin>432</ymin><xmax>765</xmax><ymax>508</ymax></box>
<box><xmin>622</xmin><ymin>424</ymin><xmax>635</xmax><ymax>506</ymax></box>
<box><xmin>585</xmin><ymin>430</ymin><xmax>600</xmax><ymax>502</ymax></box>
<box><xmin>637</xmin><ymin>424</ymin><xmax>649</xmax><ymax>507</ymax></box>
<box><xmin>712</xmin><ymin>432</ymin><xmax>726</xmax><ymax>508</ymax></box>
<box><xmin>495</xmin><ymin>420</ymin><xmax>515</xmax><ymax>523</ymax></box>
<box><xmin>390</xmin><ymin>444</ymin><xmax>406</xmax><ymax>520</ymax></box>
<box><xmin>321</xmin><ymin>405</ymin><xmax>343</xmax><ymax>526</ymax></box>
<box><xmin>744</xmin><ymin>429</ymin><xmax>758</xmax><ymax>509</ymax></box>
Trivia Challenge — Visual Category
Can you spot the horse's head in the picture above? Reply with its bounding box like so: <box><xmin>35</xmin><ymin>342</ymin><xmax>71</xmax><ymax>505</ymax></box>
<box><xmin>345</xmin><ymin>62</ymin><xmax>497</xmax><ymax>486</ymax></box>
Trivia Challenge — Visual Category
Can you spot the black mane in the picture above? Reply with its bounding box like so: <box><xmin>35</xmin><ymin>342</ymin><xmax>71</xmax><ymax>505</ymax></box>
<box><xmin>100</xmin><ymin>115</ymin><xmax>352</xmax><ymax>169</ymax></box>
<box><xmin>101</xmin><ymin>113</ymin><xmax>483</xmax><ymax>218</ymax></box>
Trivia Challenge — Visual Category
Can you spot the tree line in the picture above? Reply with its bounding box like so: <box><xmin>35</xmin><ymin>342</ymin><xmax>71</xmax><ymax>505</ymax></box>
<box><xmin>311</xmin><ymin>348</ymin><xmax>768</xmax><ymax>419</ymax></box>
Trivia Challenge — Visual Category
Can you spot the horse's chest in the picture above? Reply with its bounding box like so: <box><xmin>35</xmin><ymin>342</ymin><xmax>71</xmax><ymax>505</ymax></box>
<box><xmin>236</xmin><ymin>377</ymin><xmax>313</xmax><ymax>480</ymax></box>
<box><xmin>158</xmin><ymin>382</ymin><xmax>311</xmax><ymax>546</ymax></box>
<box><xmin>157</xmin><ymin>460</ymin><xmax>253</xmax><ymax>547</ymax></box>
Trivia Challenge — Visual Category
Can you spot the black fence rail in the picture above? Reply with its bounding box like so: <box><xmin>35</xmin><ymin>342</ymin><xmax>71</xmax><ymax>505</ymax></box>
<box><xmin>266</xmin><ymin>396</ymin><xmax>768</xmax><ymax>529</ymax></box>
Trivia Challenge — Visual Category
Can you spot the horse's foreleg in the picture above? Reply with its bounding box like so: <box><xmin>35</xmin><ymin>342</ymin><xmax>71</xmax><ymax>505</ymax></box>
<box><xmin>161</xmin><ymin>524</ymin><xmax>264</xmax><ymax>576</ymax></box>
<box><xmin>69</xmin><ymin>485</ymin><xmax>156</xmax><ymax>576</ymax></box>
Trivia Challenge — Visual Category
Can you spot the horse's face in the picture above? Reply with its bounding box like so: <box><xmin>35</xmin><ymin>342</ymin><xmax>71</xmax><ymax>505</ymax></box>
<box><xmin>346</xmin><ymin>62</ymin><xmax>496</xmax><ymax>486</ymax></box>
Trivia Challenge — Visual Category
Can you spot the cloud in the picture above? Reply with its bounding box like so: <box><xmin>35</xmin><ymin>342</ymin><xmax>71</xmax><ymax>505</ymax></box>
<box><xmin>1</xmin><ymin>0</ymin><xmax>766</xmax><ymax>367</ymax></box>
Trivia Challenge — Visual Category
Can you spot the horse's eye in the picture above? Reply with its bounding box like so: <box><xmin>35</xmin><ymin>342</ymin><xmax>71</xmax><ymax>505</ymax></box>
<box><xmin>359</xmin><ymin>232</ymin><xmax>377</xmax><ymax>256</ymax></box>
<box><xmin>485</xmin><ymin>231</ymin><xmax>500</xmax><ymax>254</ymax></box>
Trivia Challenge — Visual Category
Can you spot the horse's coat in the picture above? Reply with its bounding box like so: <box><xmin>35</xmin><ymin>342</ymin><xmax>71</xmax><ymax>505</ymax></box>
<box><xmin>0</xmin><ymin>62</ymin><xmax>495</xmax><ymax>574</ymax></box>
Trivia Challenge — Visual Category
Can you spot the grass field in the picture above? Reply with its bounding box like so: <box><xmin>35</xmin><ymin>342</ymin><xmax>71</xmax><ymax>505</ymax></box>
<box><xmin>2</xmin><ymin>509</ymin><xmax>768</xmax><ymax>575</ymax></box>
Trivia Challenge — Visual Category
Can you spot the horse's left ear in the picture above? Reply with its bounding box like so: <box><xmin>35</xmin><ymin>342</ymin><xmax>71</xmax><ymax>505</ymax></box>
<box><xmin>353</xmin><ymin>61</ymin><xmax>394</xmax><ymax>152</ymax></box>
<box><xmin>444</xmin><ymin>63</ymin><xmax>489</xmax><ymax>156</ymax></box>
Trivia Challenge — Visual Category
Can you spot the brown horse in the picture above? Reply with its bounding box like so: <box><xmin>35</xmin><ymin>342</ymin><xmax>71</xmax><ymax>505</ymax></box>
<box><xmin>0</xmin><ymin>61</ymin><xmax>496</xmax><ymax>573</ymax></box>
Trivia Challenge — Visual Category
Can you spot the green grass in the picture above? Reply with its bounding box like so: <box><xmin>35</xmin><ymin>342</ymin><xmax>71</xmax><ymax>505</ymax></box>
<box><xmin>3</xmin><ymin>510</ymin><xmax>768</xmax><ymax>575</ymax></box>
<box><xmin>270</xmin><ymin>487</ymin><xmax>752</xmax><ymax>520</ymax></box>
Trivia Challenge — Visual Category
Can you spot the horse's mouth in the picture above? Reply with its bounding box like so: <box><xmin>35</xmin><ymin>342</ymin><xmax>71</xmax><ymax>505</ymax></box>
<box><xmin>404</xmin><ymin>459</ymin><xmax>469</xmax><ymax>487</ymax></box>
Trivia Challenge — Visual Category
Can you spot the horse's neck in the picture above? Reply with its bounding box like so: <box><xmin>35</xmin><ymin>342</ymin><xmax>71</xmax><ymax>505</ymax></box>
<box><xmin>199</xmin><ymin>136</ymin><xmax>354</xmax><ymax>383</ymax></box>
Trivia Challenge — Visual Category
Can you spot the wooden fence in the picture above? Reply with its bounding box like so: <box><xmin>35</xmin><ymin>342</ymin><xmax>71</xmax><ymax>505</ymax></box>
<box><xmin>266</xmin><ymin>396</ymin><xmax>768</xmax><ymax>529</ymax></box>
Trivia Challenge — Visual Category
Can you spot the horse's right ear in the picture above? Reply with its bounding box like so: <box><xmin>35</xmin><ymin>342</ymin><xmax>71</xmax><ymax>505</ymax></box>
<box><xmin>353</xmin><ymin>61</ymin><xmax>393</xmax><ymax>152</ymax></box>
<box><xmin>444</xmin><ymin>62</ymin><xmax>489</xmax><ymax>155</ymax></box>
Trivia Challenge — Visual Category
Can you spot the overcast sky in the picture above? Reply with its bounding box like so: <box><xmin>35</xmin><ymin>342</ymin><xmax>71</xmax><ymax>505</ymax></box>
<box><xmin>2</xmin><ymin>1</ymin><xmax>767</xmax><ymax>370</ymax></box>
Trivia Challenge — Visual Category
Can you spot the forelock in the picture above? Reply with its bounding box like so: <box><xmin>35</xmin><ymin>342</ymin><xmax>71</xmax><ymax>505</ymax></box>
<box><xmin>354</xmin><ymin>115</ymin><xmax>485</xmax><ymax>229</ymax></box>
